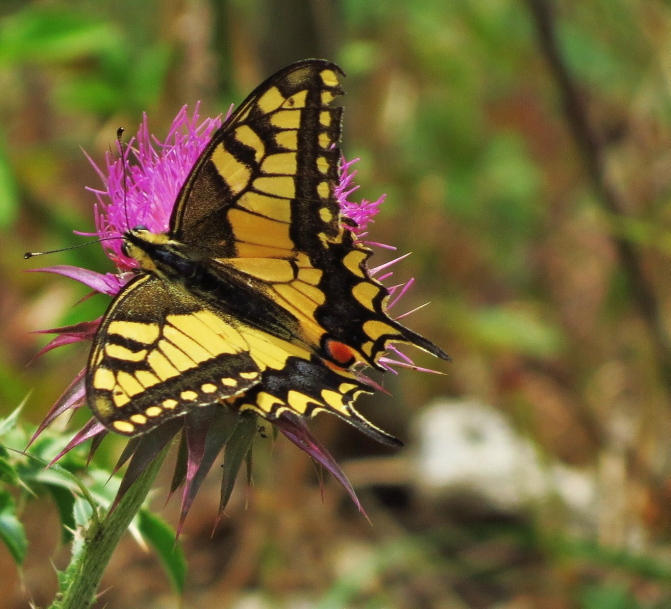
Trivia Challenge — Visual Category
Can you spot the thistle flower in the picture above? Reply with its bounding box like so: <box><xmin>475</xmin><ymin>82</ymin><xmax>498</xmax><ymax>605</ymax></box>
<box><xmin>31</xmin><ymin>105</ymin><xmax>428</xmax><ymax>529</ymax></box>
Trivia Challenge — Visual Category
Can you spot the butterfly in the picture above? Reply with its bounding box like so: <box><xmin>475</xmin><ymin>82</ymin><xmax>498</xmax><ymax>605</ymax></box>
<box><xmin>87</xmin><ymin>59</ymin><xmax>449</xmax><ymax>447</ymax></box>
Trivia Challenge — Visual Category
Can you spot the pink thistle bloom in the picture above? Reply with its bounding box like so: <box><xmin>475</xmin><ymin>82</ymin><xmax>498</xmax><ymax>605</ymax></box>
<box><xmin>84</xmin><ymin>104</ymin><xmax>224</xmax><ymax>270</ymax></box>
<box><xmin>32</xmin><ymin>105</ymin><xmax>431</xmax><ymax>528</ymax></box>
<box><xmin>335</xmin><ymin>156</ymin><xmax>385</xmax><ymax>238</ymax></box>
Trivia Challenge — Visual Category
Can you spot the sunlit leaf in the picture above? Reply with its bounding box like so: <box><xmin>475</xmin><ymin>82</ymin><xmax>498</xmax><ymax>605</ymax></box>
<box><xmin>137</xmin><ymin>510</ymin><xmax>187</xmax><ymax>594</ymax></box>
<box><xmin>580</xmin><ymin>583</ymin><xmax>639</xmax><ymax>609</ymax></box>
<box><xmin>461</xmin><ymin>303</ymin><xmax>565</xmax><ymax>358</ymax></box>
<box><xmin>129</xmin><ymin>43</ymin><xmax>173</xmax><ymax>108</ymax></box>
<box><xmin>0</xmin><ymin>490</ymin><xmax>27</xmax><ymax>565</ymax></box>
<box><xmin>0</xmin><ymin>7</ymin><xmax>120</xmax><ymax>65</ymax></box>
<box><xmin>46</xmin><ymin>484</ymin><xmax>76</xmax><ymax>544</ymax></box>
<box><xmin>53</xmin><ymin>78</ymin><xmax>119</xmax><ymax>114</ymax></box>
<box><xmin>0</xmin><ymin>136</ymin><xmax>18</xmax><ymax>227</ymax></box>
<box><xmin>0</xmin><ymin>457</ymin><xmax>20</xmax><ymax>486</ymax></box>
<box><xmin>0</xmin><ymin>405</ymin><xmax>23</xmax><ymax>437</ymax></box>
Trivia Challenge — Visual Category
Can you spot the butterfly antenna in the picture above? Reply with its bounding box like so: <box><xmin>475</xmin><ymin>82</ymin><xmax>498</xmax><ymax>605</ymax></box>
<box><xmin>117</xmin><ymin>127</ymin><xmax>131</xmax><ymax>232</ymax></box>
<box><xmin>24</xmin><ymin>236</ymin><xmax>123</xmax><ymax>259</ymax></box>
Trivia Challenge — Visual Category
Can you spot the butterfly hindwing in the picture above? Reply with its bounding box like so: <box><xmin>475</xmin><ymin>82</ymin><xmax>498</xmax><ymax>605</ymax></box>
<box><xmin>87</xmin><ymin>269</ymin><xmax>394</xmax><ymax>441</ymax></box>
<box><xmin>314</xmin><ymin>232</ymin><xmax>449</xmax><ymax>368</ymax></box>
<box><xmin>232</xmin><ymin>351</ymin><xmax>402</xmax><ymax>446</ymax></box>
<box><xmin>87</xmin><ymin>275</ymin><xmax>261</xmax><ymax>435</ymax></box>
<box><xmin>217</xmin><ymin>320</ymin><xmax>400</xmax><ymax>445</ymax></box>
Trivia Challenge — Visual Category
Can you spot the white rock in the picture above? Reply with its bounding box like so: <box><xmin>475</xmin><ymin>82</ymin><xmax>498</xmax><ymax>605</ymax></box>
<box><xmin>414</xmin><ymin>399</ymin><xmax>595</xmax><ymax>517</ymax></box>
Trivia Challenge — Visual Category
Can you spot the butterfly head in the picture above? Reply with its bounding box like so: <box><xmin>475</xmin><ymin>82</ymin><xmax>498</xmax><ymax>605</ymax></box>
<box><xmin>122</xmin><ymin>226</ymin><xmax>173</xmax><ymax>274</ymax></box>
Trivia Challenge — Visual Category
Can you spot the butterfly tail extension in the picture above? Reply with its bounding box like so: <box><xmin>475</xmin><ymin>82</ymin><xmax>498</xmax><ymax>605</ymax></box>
<box><xmin>232</xmin><ymin>350</ymin><xmax>402</xmax><ymax>447</ymax></box>
<box><xmin>341</xmin><ymin>403</ymin><xmax>403</xmax><ymax>447</ymax></box>
<box><xmin>311</xmin><ymin>236</ymin><xmax>448</xmax><ymax>370</ymax></box>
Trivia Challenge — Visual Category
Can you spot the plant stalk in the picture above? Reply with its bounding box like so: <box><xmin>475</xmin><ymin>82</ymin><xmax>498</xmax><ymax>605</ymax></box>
<box><xmin>50</xmin><ymin>448</ymin><xmax>168</xmax><ymax>609</ymax></box>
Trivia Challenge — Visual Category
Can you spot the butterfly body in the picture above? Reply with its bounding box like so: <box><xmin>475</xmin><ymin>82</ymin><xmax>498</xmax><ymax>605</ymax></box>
<box><xmin>87</xmin><ymin>60</ymin><xmax>448</xmax><ymax>445</ymax></box>
<box><xmin>122</xmin><ymin>227</ymin><xmax>299</xmax><ymax>341</ymax></box>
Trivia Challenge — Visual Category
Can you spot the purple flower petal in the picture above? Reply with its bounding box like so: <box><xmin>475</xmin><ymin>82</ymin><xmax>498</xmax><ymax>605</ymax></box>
<box><xmin>28</xmin><ymin>369</ymin><xmax>87</xmax><ymax>447</ymax></box>
<box><xmin>48</xmin><ymin>418</ymin><xmax>107</xmax><ymax>467</ymax></box>
<box><xmin>85</xmin><ymin>105</ymin><xmax>222</xmax><ymax>268</ymax></box>
<box><xmin>28</xmin><ymin>265</ymin><xmax>125</xmax><ymax>296</ymax></box>
<box><xmin>32</xmin><ymin>334</ymin><xmax>86</xmax><ymax>359</ymax></box>
<box><xmin>336</xmin><ymin>157</ymin><xmax>385</xmax><ymax>238</ymax></box>
<box><xmin>274</xmin><ymin>414</ymin><xmax>365</xmax><ymax>516</ymax></box>
<box><xmin>178</xmin><ymin>407</ymin><xmax>240</xmax><ymax>535</ymax></box>
<box><xmin>31</xmin><ymin>319</ymin><xmax>101</xmax><ymax>359</ymax></box>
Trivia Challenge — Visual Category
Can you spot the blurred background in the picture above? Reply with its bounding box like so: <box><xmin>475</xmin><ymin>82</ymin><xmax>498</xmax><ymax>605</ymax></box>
<box><xmin>2</xmin><ymin>0</ymin><xmax>671</xmax><ymax>607</ymax></box>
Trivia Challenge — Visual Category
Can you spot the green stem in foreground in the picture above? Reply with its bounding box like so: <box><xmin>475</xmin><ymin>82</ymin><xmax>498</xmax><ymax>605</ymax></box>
<box><xmin>50</xmin><ymin>448</ymin><xmax>168</xmax><ymax>609</ymax></box>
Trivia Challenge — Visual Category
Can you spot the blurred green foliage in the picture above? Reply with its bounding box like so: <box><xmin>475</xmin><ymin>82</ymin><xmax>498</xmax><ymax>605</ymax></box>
<box><xmin>0</xmin><ymin>406</ymin><xmax>186</xmax><ymax>594</ymax></box>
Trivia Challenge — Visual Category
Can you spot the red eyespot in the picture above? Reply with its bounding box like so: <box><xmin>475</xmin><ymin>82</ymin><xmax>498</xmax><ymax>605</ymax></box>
<box><xmin>325</xmin><ymin>339</ymin><xmax>355</xmax><ymax>366</ymax></box>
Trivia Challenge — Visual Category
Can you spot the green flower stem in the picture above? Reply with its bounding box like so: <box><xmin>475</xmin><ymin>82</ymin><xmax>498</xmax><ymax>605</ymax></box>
<box><xmin>51</xmin><ymin>448</ymin><xmax>168</xmax><ymax>609</ymax></box>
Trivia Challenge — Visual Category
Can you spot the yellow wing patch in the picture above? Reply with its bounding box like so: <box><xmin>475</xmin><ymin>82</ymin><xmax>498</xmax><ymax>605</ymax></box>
<box><xmin>87</xmin><ymin>277</ymin><xmax>262</xmax><ymax>435</ymax></box>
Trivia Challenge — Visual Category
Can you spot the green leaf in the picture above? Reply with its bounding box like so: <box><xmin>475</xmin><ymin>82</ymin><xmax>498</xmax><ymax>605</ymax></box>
<box><xmin>53</xmin><ymin>77</ymin><xmax>120</xmax><ymax>115</ymax></box>
<box><xmin>129</xmin><ymin>43</ymin><xmax>173</xmax><ymax>109</ymax></box>
<box><xmin>32</xmin><ymin>464</ymin><xmax>84</xmax><ymax>494</ymax></box>
<box><xmin>580</xmin><ymin>583</ymin><xmax>640</xmax><ymax>609</ymax></box>
<box><xmin>0</xmin><ymin>456</ymin><xmax>20</xmax><ymax>486</ymax></box>
<box><xmin>73</xmin><ymin>495</ymin><xmax>94</xmax><ymax>529</ymax></box>
<box><xmin>560</xmin><ymin>20</ymin><xmax>632</xmax><ymax>95</ymax></box>
<box><xmin>0</xmin><ymin>490</ymin><xmax>27</xmax><ymax>565</ymax></box>
<box><xmin>46</xmin><ymin>484</ymin><xmax>76</xmax><ymax>544</ymax></box>
<box><xmin>0</xmin><ymin>404</ymin><xmax>24</xmax><ymax>437</ymax></box>
<box><xmin>137</xmin><ymin>509</ymin><xmax>187</xmax><ymax>594</ymax></box>
<box><xmin>0</xmin><ymin>6</ymin><xmax>120</xmax><ymax>65</ymax></box>
<box><xmin>468</xmin><ymin>304</ymin><xmax>564</xmax><ymax>358</ymax></box>
<box><xmin>0</xmin><ymin>136</ymin><xmax>18</xmax><ymax>228</ymax></box>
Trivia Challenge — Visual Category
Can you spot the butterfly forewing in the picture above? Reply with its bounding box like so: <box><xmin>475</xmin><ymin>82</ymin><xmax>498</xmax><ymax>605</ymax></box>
<box><xmin>170</xmin><ymin>61</ymin><xmax>345</xmax><ymax>259</ymax></box>
<box><xmin>168</xmin><ymin>59</ymin><xmax>445</xmax><ymax>369</ymax></box>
